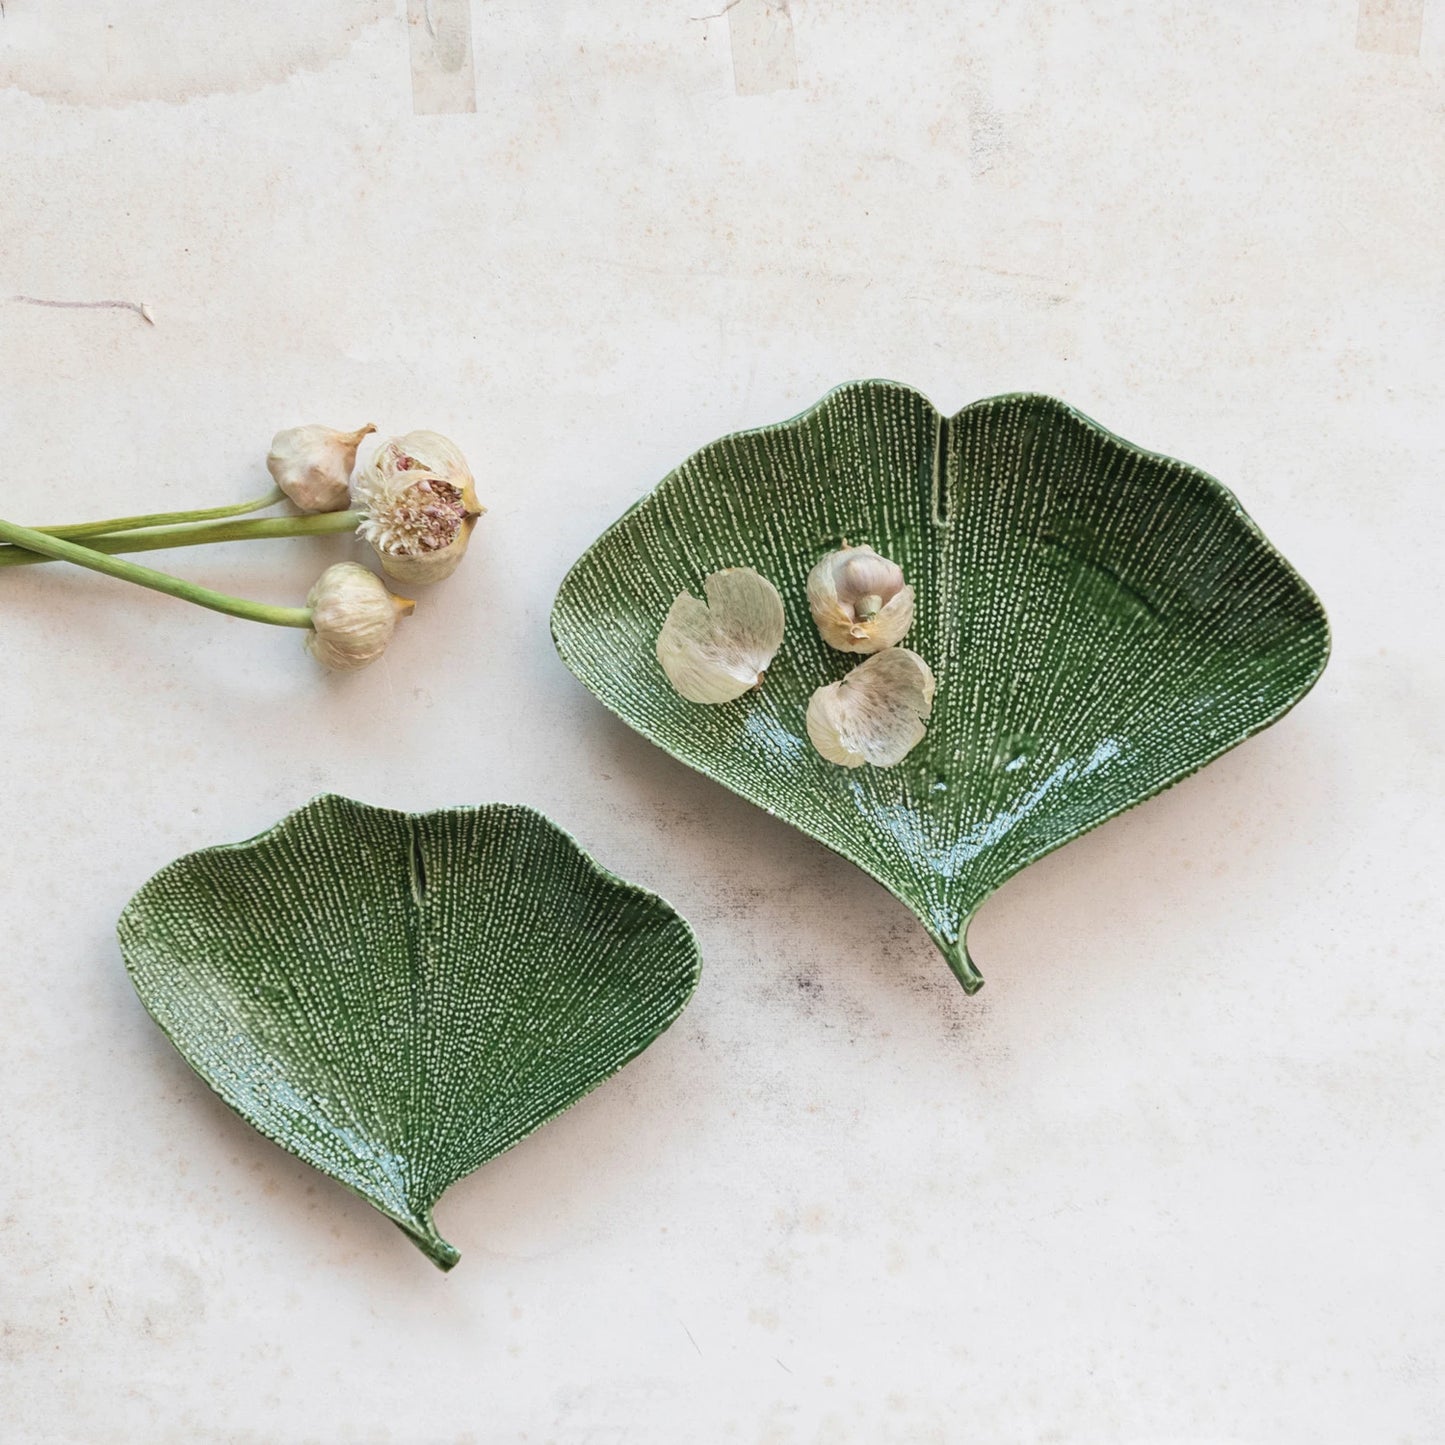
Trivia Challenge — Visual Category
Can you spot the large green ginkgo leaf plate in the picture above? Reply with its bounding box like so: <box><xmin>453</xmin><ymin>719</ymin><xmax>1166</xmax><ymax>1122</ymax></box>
<box><xmin>552</xmin><ymin>383</ymin><xmax>1329</xmax><ymax>992</ymax></box>
<box><xmin>119</xmin><ymin>796</ymin><xmax>701</xmax><ymax>1269</ymax></box>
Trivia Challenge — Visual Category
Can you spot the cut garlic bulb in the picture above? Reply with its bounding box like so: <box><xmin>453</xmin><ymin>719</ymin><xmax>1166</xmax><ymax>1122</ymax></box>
<box><xmin>353</xmin><ymin>430</ymin><xmax>484</xmax><ymax>584</ymax></box>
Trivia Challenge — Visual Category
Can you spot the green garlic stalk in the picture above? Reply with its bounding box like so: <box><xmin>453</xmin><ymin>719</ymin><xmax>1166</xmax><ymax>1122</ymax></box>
<box><xmin>0</xmin><ymin>510</ymin><xmax>360</xmax><ymax>569</ymax></box>
<box><xmin>35</xmin><ymin>485</ymin><xmax>288</xmax><ymax>539</ymax></box>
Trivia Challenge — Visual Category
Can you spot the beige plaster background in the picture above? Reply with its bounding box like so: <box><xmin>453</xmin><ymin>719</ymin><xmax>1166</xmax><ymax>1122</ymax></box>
<box><xmin>1</xmin><ymin>2</ymin><xmax>1442</xmax><ymax>1441</ymax></box>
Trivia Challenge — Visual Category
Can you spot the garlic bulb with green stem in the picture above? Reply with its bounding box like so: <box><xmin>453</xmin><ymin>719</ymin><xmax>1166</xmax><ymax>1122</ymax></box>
<box><xmin>353</xmin><ymin>431</ymin><xmax>484</xmax><ymax>584</ymax></box>
<box><xmin>0</xmin><ymin>515</ymin><xmax>412</xmax><ymax>671</ymax></box>
<box><xmin>267</xmin><ymin>423</ymin><xmax>376</xmax><ymax>514</ymax></box>
<box><xmin>807</xmin><ymin>543</ymin><xmax>914</xmax><ymax>653</ymax></box>
<box><xmin>305</xmin><ymin>562</ymin><xmax>415</xmax><ymax>670</ymax></box>
<box><xmin>1</xmin><ymin>427</ymin><xmax>485</xmax><ymax>583</ymax></box>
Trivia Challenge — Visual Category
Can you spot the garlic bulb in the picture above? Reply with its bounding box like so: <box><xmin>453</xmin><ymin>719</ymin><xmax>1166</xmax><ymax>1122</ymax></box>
<box><xmin>267</xmin><ymin>424</ymin><xmax>376</xmax><ymax>513</ymax></box>
<box><xmin>353</xmin><ymin>431</ymin><xmax>484</xmax><ymax>584</ymax></box>
<box><xmin>656</xmin><ymin>567</ymin><xmax>785</xmax><ymax>704</ymax></box>
<box><xmin>304</xmin><ymin>562</ymin><xmax>414</xmax><ymax>671</ymax></box>
<box><xmin>806</xmin><ymin>544</ymin><xmax>914</xmax><ymax>654</ymax></box>
<box><xmin>806</xmin><ymin>647</ymin><xmax>936</xmax><ymax>768</ymax></box>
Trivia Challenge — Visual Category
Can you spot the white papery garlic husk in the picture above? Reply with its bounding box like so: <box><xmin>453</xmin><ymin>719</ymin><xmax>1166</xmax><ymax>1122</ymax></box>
<box><xmin>806</xmin><ymin>544</ymin><xmax>914</xmax><ymax>653</ymax></box>
<box><xmin>353</xmin><ymin>430</ymin><xmax>484</xmax><ymax>585</ymax></box>
<box><xmin>806</xmin><ymin>647</ymin><xmax>936</xmax><ymax>768</ymax></box>
<box><xmin>267</xmin><ymin>424</ymin><xmax>376</xmax><ymax>513</ymax></box>
<box><xmin>304</xmin><ymin>562</ymin><xmax>414</xmax><ymax>671</ymax></box>
<box><xmin>656</xmin><ymin>567</ymin><xmax>786</xmax><ymax>704</ymax></box>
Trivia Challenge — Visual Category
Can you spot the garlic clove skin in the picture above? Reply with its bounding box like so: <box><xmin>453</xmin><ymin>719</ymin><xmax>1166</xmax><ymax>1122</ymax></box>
<box><xmin>806</xmin><ymin>647</ymin><xmax>936</xmax><ymax>768</ymax></box>
<box><xmin>353</xmin><ymin>430</ymin><xmax>485</xmax><ymax>584</ymax></box>
<box><xmin>806</xmin><ymin>544</ymin><xmax>914</xmax><ymax>653</ymax></box>
<box><xmin>656</xmin><ymin>566</ymin><xmax>786</xmax><ymax>704</ymax></box>
<box><xmin>267</xmin><ymin>424</ymin><xmax>376</xmax><ymax>513</ymax></box>
<box><xmin>304</xmin><ymin>561</ymin><xmax>415</xmax><ymax>671</ymax></box>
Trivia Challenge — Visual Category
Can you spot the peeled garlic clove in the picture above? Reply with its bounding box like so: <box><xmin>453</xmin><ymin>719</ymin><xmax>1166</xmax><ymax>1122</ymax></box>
<box><xmin>353</xmin><ymin>430</ymin><xmax>485</xmax><ymax>584</ymax></box>
<box><xmin>656</xmin><ymin>567</ymin><xmax>785</xmax><ymax>704</ymax></box>
<box><xmin>806</xmin><ymin>543</ymin><xmax>914</xmax><ymax>653</ymax></box>
<box><xmin>267</xmin><ymin>424</ymin><xmax>376</xmax><ymax>513</ymax></box>
<box><xmin>806</xmin><ymin>647</ymin><xmax>936</xmax><ymax>767</ymax></box>
<box><xmin>304</xmin><ymin>561</ymin><xmax>414</xmax><ymax>671</ymax></box>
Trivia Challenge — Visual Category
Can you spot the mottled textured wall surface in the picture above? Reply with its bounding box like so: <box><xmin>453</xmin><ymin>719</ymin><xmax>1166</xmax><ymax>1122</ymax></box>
<box><xmin>1</xmin><ymin>3</ymin><xmax>1441</xmax><ymax>1441</ymax></box>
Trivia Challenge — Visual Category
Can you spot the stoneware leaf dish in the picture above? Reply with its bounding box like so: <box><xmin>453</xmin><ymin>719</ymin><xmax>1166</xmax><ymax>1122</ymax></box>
<box><xmin>118</xmin><ymin>796</ymin><xmax>702</xmax><ymax>1270</ymax></box>
<box><xmin>552</xmin><ymin>382</ymin><xmax>1329</xmax><ymax>992</ymax></box>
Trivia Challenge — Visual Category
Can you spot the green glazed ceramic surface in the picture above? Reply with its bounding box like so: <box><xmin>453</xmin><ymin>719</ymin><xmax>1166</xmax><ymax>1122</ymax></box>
<box><xmin>552</xmin><ymin>383</ymin><xmax>1329</xmax><ymax>992</ymax></box>
<box><xmin>119</xmin><ymin>796</ymin><xmax>701</xmax><ymax>1270</ymax></box>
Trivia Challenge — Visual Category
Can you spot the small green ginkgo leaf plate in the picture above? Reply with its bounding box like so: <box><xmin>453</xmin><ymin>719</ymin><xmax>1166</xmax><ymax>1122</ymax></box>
<box><xmin>552</xmin><ymin>382</ymin><xmax>1329</xmax><ymax>992</ymax></box>
<box><xmin>119</xmin><ymin>796</ymin><xmax>701</xmax><ymax>1270</ymax></box>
